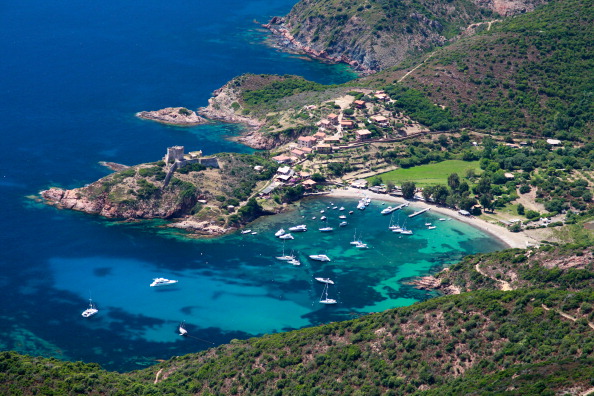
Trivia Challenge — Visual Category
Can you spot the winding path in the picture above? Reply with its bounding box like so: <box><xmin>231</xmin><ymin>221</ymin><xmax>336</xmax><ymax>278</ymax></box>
<box><xmin>475</xmin><ymin>263</ymin><xmax>513</xmax><ymax>291</ymax></box>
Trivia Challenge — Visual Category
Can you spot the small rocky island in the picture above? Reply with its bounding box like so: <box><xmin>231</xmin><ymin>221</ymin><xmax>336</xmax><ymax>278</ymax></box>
<box><xmin>136</xmin><ymin>107</ymin><xmax>207</xmax><ymax>126</ymax></box>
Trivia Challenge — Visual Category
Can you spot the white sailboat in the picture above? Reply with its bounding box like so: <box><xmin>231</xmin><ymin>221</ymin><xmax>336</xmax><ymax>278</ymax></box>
<box><xmin>178</xmin><ymin>321</ymin><xmax>188</xmax><ymax>336</ymax></box>
<box><xmin>319</xmin><ymin>283</ymin><xmax>337</xmax><ymax>304</ymax></box>
<box><xmin>81</xmin><ymin>297</ymin><xmax>98</xmax><ymax>318</ymax></box>
<box><xmin>276</xmin><ymin>243</ymin><xmax>296</xmax><ymax>261</ymax></box>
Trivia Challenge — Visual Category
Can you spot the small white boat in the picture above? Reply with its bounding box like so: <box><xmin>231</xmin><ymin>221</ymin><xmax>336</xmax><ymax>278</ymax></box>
<box><xmin>381</xmin><ymin>206</ymin><xmax>394</xmax><ymax>215</ymax></box>
<box><xmin>339</xmin><ymin>215</ymin><xmax>347</xmax><ymax>219</ymax></box>
<box><xmin>357</xmin><ymin>201</ymin><xmax>366</xmax><ymax>210</ymax></box>
<box><xmin>349</xmin><ymin>211</ymin><xmax>354</xmax><ymax>214</ymax></box>
<box><xmin>251</xmin><ymin>232</ymin><xmax>258</xmax><ymax>235</ymax></box>
<box><xmin>320</xmin><ymin>216</ymin><xmax>327</xmax><ymax>221</ymax></box>
<box><xmin>312</xmin><ymin>216</ymin><xmax>316</xmax><ymax>220</ymax></box>
<box><xmin>332</xmin><ymin>206</ymin><xmax>338</xmax><ymax>210</ymax></box>
<box><xmin>428</xmin><ymin>226</ymin><xmax>436</xmax><ymax>230</ymax></box>
<box><xmin>289</xmin><ymin>224</ymin><xmax>307</xmax><ymax>232</ymax></box>
<box><xmin>150</xmin><ymin>278</ymin><xmax>179</xmax><ymax>287</ymax></box>
<box><xmin>309</xmin><ymin>254</ymin><xmax>331</xmax><ymax>262</ymax></box>
<box><xmin>319</xmin><ymin>283</ymin><xmax>337</xmax><ymax>304</ymax></box>
<box><xmin>315</xmin><ymin>277</ymin><xmax>334</xmax><ymax>285</ymax></box>
<box><xmin>275</xmin><ymin>228</ymin><xmax>286</xmax><ymax>237</ymax></box>
<box><xmin>178</xmin><ymin>322</ymin><xmax>188</xmax><ymax>336</ymax></box>
<box><xmin>241</xmin><ymin>229</ymin><xmax>252</xmax><ymax>234</ymax></box>
<box><xmin>439</xmin><ymin>218</ymin><xmax>446</xmax><ymax>221</ymax></box>
<box><xmin>288</xmin><ymin>258</ymin><xmax>301</xmax><ymax>266</ymax></box>
<box><xmin>339</xmin><ymin>207</ymin><xmax>345</xmax><ymax>211</ymax></box>
<box><xmin>339</xmin><ymin>221</ymin><xmax>348</xmax><ymax>227</ymax></box>
<box><xmin>425</xmin><ymin>223</ymin><xmax>432</xmax><ymax>226</ymax></box>
<box><xmin>400</xmin><ymin>229</ymin><xmax>413</xmax><ymax>235</ymax></box>
<box><xmin>320</xmin><ymin>210</ymin><xmax>325</xmax><ymax>213</ymax></box>
<box><xmin>354</xmin><ymin>241</ymin><xmax>368</xmax><ymax>248</ymax></box>
<box><xmin>81</xmin><ymin>298</ymin><xmax>98</xmax><ymax>318</ymax></box>
<box><xmin>279</xmin><ymin>233</ymin><xmax>294</xmax><ymax>240</ymax></box>
<box><xmin>319</xmin><ymin>227</ymin><xmax>334</xmax><ymax>232</ymax></box>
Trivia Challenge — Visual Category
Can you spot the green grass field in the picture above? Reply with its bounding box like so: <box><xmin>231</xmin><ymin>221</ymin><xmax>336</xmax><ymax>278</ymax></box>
<box><xmin>370</xmin><ymin>160</ymin><xmax>481</xmax><ymax>187</ymax></box>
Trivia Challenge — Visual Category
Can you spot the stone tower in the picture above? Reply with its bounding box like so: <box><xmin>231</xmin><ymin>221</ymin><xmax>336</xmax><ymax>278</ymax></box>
<box><xmin>164</xmin><ymin>146</ymin><xmax>184</xmax><ymax>164</ymax></box>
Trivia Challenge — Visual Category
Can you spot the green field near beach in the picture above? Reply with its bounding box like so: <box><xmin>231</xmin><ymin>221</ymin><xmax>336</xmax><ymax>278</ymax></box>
<box><xmin>371</xmin><ymin>160</ymin><xmax>482</xmax><ymax>187</ymax></box>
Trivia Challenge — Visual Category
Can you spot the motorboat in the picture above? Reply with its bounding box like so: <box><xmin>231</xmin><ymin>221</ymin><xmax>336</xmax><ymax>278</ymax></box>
<box><xmin>339</xmin><ymin>215</ymin><xmax>347</xmax><ymax>219</ymax></box>
<box><xmin>279</xmin><ymin>233</ymin><xmax>294</xmax><ymax>240</ymax></box>
<box><xmin>150</xmin><ymin>278</ymin><xmax>179</xmax><ymax>287</ymax></box>
<box><xmin>439</xmin><ymin>218</ymin><xmax>446</xmax><ymax>221</ymax></box>
<box><xmin>339</xmin><ymin>207</ymin><xmax>345</xmax><ymax>211</ymax></box>
<box><xmin>319</xmin><ymin>227</ymin><xmax>334</xmax><ymax>232</ymax></box>
<box><xmin>289</xmin><ymin>225</ymin><xmax>307</xmax><ymax>232</ymax></box>
<box><xmin>240</xmin><ymin>229</ymin><xmax>252</xmax><ymax>234</ymax></box>
<box><xmin>320</xmin><ymin>216</ymin><xmax>327</xmax><ymax>221</ymax></box>
<box><xmin>320</xmin><ymin>210</ymin><xmax>325</xmax><ymax>213</ymax></box>
<box><xmin>315</xmin><ymin>277</ymin><xmax>334</xmax><ymax>285</ymax></box>
<box><xmin>349</xmin><ymin>211</ymin><xmax>354</xmax><ymax>214</ymax></box>
<box><xmin>319</xmin><ymin>283</ymin><xmax>337</xmax><ymax>304</ymax></box>
<box><xmin>339</xmin><ymin>221</ymin><xmax>348</xmax><ymax>227</ymax></box>
<box><xmin>275</xmin><ymin>228</ymin><xmax>286</xmax><ymax>237</ymax></box>
<box><xmin>381</xmin><ymin>206</ymin><xmax>394</xmax><ymax>215</ymax></box>
<box><xmin>357</xmin><ymin>200</ymin><xmax>366</xmax><ymax>210</ymax></box>
<box><xmin>251</xmin><ymin>231</ymin><xmax>258</xmax><ymax>235</ymax></box>
<box><xmin>428</xmin><ymin>226</ymin><xmax>437</xmax><ymax>230</ymax></box>
<box><xmin>332</xmin><ymin>206</ymin><xmax>338</xmax><ymax>210</ymax></box>
<box><xmin>425</xmin><ymin>223</ymin><xmax>432</xmax><ymax>226</ymax></box>
<box><xmin>81</xmin><ymin>299</ymin><xmax>98</xmax><ymax>318</ymax></box>
<box><xmin>309</xmin><ymin>254</ymin><xmax>331</xmax><ymax>262</ymax></box>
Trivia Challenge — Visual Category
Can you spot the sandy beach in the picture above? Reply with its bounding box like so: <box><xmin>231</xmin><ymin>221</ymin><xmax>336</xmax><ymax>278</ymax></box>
<box><xmin>326</xmin><ymin>187</ymin><xmax>537</xmax><ymax>249</ymax></box>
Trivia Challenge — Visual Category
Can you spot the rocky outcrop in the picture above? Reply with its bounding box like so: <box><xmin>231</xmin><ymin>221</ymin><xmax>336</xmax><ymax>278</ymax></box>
<box><xmin>198</xmin><ymin>79</ymin><xmax>277</xmax><ymax>150</ymax></box>
<box><xmin>41</xmin><ymin>187</ymin><xmax>188</xmax><ymax>219</ymax></box>
<box><xmin>136</xmin><ymin>107</ymin><xmax>207</xmax><ymax>126</ymax></box>
<box><xmin>169</xmin><ymin>218</ymin><xmax>229</xmax><ymax>236</ymax></box>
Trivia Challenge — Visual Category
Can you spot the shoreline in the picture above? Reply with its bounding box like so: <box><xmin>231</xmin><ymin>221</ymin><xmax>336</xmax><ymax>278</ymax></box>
<box><xmin>325</xmin><ymin>187</ymin><xmax>537</xmax><ymax>249</ymax></box>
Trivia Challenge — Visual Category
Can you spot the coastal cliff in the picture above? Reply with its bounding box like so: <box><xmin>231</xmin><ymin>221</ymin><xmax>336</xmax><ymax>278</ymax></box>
<box><xmin>136</xmin><ymin>107</ymin><xmax>207</xmax><ymax>126</ymax></box>
<box><xmin>265</xmin><ymin>0</ymin><xmax>548</xmax><ymax>72</ymax></box>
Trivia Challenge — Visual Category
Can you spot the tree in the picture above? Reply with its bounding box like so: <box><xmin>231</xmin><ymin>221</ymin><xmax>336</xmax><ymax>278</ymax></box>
<box><xmin>311</xmin><ymin>173</ymin><xmax>325</xmax><ymax>182</ymax></box>
<box><xmin>448</xmin><ymin>173</ymin><xmax>460</xmax><ymax>191</ymax></box>
<box><xmin>422</xmin><ymin>186</ymin><xmax>435</xmax><ymax>202</ymax></box>
<box><xmin>433</xmin><ymin>185</ymin><xmax>449</xmax><ymax>205</ymax></box>
<box><xmin>517</xmin><ymin>203</ymin><xmax>525</xmax><ymax>215</ymax></box>
<box><xmin>401</xmin><ymin>181</ymin><xmax>416</xmax><ymax>199</ymax></box>
<box><xmin>480</xmin><ymin>194</ymin><xmax>494</xmax><ymax>213</ymax></box>
<box><xmin>370</xmin><ymin>176</ymin><xmax>383</xmax><ymax>187</ymax></box>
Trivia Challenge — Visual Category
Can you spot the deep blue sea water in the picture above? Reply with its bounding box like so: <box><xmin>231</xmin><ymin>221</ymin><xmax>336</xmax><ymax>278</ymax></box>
<box><xmin>0</xmin><ymin>0</ymin><xmax>504</xmax><ymax>371</ymax></box>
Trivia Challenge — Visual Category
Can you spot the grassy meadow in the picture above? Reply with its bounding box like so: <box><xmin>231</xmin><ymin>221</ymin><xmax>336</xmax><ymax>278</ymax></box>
<box><xmin>370</xmin><ymin>160</ymin><xmax>481</xmax><ymax>187</ymax></box>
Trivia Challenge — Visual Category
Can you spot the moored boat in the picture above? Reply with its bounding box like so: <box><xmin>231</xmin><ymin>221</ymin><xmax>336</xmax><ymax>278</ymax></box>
<box><xmin>289</xmin><ymin>224</ymin><xmax>307</xmax><ymax>232</ymax></box>
<box><xmin>150</xmin><ymin>278</ymin><xmax>179</xmax><ymax>287</ymax></box>
<box><xmin>315</xmin><ymin>277</ymin><xmax>334</xmax><ymax>285</ymax></box>
<box><xmin>309</xmin><ymin>254</ymin><xmax>331</xmax><ymax>262</ymax></box>
<box><xmin>81</xmin><ymin>298</ymin><xmax>98</xmax><ymax>318</ymax></box>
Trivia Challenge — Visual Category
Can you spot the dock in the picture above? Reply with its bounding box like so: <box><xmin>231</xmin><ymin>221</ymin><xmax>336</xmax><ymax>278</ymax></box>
<box><xmin>408</xmin><ymin>207</ymin><xmax>431</xmax><ymax>218</ymax></box>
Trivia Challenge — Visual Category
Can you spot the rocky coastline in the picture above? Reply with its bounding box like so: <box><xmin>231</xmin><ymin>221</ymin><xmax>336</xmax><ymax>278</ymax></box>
<box><xmin>263</xmin><ymin>18</ymin><xmax>374</xmax><ymax>75</ymax></box>
<box><xmin>136</xmin><ymin>107</ymin><xmax>208</xmax><ymax>126</ymax></box>
<box><xmin>197</xmin><ymin>82</ymin><xmax>276</xmax><ymax>150</ymax></box>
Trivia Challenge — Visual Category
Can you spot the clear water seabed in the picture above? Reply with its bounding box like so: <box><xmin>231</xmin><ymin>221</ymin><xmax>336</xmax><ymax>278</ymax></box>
<box><xmin>0</xmin><ymin>0</ymin><xmax>501</xmax><ymax>371</ymax></box>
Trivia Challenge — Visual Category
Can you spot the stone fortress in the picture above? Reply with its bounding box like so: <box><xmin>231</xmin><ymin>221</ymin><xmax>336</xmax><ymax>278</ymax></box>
<box><xmin>162</xmin><ymin>146</ymin><xmax>219</xmax><ymax>187</ymax></box>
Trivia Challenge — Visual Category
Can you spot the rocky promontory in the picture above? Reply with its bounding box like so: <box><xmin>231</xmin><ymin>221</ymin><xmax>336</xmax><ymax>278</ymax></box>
<box><xmin>136</xmin><ymin>107</ymin><xmax>207</xmax><ymax>126</ymax></box>
<box><xmin>41</xmin><ymin>152</ymin><xmax>281</xmax><ymax>236</ymax></box>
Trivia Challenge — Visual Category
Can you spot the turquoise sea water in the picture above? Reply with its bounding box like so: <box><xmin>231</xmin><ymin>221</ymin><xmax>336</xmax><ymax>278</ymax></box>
<box><xmin>1</xmin><ymin>0</ymin><xmax>504</xmax><ymax>371</ymax></box>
